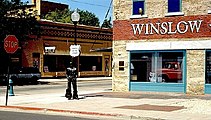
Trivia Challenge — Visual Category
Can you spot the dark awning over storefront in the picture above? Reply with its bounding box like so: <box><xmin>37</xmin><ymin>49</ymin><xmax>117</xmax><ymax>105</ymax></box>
<box><xmin>90</xmin><ymin>47</ymin><xmax>112</xmax><ymax>52</ymax></box>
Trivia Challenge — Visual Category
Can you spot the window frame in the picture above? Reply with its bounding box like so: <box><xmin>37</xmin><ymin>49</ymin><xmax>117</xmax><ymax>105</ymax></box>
<box><xmin>166</xmin><ymin>0</ymin><xmax>184</xmax><ymax>17</ymax></box>
<box><xmin>168</xmin><ymin>0</ymin><xmax>182</xmax><ymax>13</ymax></box>
<box><xmin>132</xmin><ymin>0</ymin><xmax>145</xmax><ymax>15</ymax></box>
<box><xmin>130</xmin><ymin>0</ymin><xmax>147</xmax><ymax>19</ymax></box>
<box><xmin>130</xmin><ymin>50</ymin><xmax>185</xmax><ymax>84</ymax></box>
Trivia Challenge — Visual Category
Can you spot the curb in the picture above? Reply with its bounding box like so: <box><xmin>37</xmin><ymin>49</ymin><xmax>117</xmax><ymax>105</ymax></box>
<box><xmin>0</xmin><ymin>105</ymin><xmax>123</xmax><ymax>117</ymax></box>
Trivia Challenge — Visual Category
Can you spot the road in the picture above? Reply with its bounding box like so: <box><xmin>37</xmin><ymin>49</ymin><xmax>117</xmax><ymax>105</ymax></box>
<box><xmin>0</xmin><ymin>79</ymin><xmax>112</xmax><ymax>96</ymax></box>
<box><xmin>0</xmin><ymin>110</ymin><xmax>97</xmax><ymax>120</ymax></box>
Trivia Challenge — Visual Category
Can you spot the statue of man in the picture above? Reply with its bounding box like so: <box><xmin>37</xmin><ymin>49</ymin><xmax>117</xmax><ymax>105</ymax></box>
<box><xmin>65</xmin><ymin>62</ymin><xmax>78</xmax><ymax>100</ymax></box>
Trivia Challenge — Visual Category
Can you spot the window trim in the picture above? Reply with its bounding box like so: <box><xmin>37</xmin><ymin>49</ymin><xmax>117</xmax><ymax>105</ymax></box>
<box><xmin>167</xmin><ymin>0</ymin><xmax>183</xmax><ymax>17</ymax></box>
<box><xmin>129</xmin><ymin>50</ymin><xmax>186</xmax><ymax>85</ymax></box>
<box><xmin>130</xmin><ymin>14</ymin><xmax>148</xmax><ymax>19</ymax></box>
<box><xmin>165</xmin><ymin>12</ymin><xmax>184</xmax><ymax>17</ymax></box>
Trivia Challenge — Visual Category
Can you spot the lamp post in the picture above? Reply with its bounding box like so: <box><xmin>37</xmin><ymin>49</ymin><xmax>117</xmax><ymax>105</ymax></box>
<box><xmin>65</xmin><ymin>9</ymin><xmax>80</xmax><ymax>100</ymax></box>
<box><xmin>66</xmin><ymin>9</ymin><xmax>79</xmax><ymax>100</ymax></box>
<box><xmin>71</xmin><ymin>9</ymin><xmax>80</xmax><ymax>72</ymax></box>
<box><xmin>71</xmin><ymin>9</ymin><xmax>80</xmax><ymax>45</ymax></box>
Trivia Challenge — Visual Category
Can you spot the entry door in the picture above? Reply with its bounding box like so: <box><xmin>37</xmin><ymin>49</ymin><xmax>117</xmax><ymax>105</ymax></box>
<box><xmin>131</xmin><ymin>53</ymin><xmax>152</xmax><ymax>82</ymax></box>
<box><xmin>104</xmin><ymin>55</ymin><xmax>110</xmax><ymax>76</ymax></box>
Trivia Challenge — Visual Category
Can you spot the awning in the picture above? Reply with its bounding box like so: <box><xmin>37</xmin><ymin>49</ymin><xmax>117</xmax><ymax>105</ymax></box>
<box><xmin>90</xmin><ymin>47</ymin><xmax>112</xmax><ymax>52</ymax></box>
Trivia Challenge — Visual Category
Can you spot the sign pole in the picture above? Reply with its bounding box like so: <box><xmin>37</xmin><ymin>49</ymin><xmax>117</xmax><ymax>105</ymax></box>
<box><xmin>5</xmin><ymin>54</ymin><xmax>10</xmax><ymax>106</ymax></box>
<box><xmin>4</xmin><ymin>35</ymin><xmax>19</xmax><ymax>106</ymax></box>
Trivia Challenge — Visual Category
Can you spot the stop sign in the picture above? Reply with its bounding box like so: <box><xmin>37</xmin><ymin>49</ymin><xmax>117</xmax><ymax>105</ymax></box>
<box><xmin>4</xmin><ymin>35</ymin><xmax>19</xmax><ymax>54</ymax></box>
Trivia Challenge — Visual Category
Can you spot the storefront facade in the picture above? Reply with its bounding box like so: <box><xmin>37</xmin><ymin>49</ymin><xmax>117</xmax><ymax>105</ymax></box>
<box><xmin>22</xmin><ymin>20</ymin><xmax>112</xmax><ymax>77</ymax></box>
<box><xmin>113</xmin><ymin>0</ymin><xmax>211</xmax><ymax>94</ymax></box>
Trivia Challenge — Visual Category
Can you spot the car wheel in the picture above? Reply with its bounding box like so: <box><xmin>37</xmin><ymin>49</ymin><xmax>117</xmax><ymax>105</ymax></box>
<box><xmin>31</xmin><ymin>76</ymin><xmax>38</xmax><ymax>84</ymax></box>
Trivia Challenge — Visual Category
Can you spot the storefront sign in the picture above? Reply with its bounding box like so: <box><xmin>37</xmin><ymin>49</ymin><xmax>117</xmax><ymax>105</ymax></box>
<box><xmin>131</xmin><ymin>20</ymin><xmax>203</xmax><ymax>35</ymax></box>
<box><xmin>113</xmin><ymin>15</ymin><xmax>211</xmax><ymax>40</ymax></box>
<box><xmin>45</xmin><ymin>46</ymin><xmax>56</xmax><ymax>53</ymax></box>
<box><xmin>70</xmin><ymin>45</ymin><xmax>81</xmax><ymax>57</ymax></box>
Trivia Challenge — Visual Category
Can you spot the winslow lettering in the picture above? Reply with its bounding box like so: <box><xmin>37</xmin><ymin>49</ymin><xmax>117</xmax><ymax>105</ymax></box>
<box><xmin>131</xmin><ymin>20</ymin><xmax>203</xmax><ymax>35</ymax></box>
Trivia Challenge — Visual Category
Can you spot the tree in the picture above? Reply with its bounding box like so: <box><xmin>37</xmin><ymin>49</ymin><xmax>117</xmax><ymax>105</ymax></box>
<box><xmin>0</xmin><ymin>0</ymin><xmax>40</xmax><ymax>72</ymax></box>
<box><xmin>0</xmin><ymin>0</ymin><xmax>40</xmax><ymax>45</ymax></box>
<box><xmin>42</xmin><ymin>8</ymin><xmax>100</xmax><ymax>27</ymax></box>
<box><xmin>78</xmin><ymin>10</ymin><xmax>100</xmax><ymax>27</ymax></box>
<box><xmin>42</xmin><ymin>9</ymin><xmax>71</xmax><ymax>23</ymax></box>
<box><xmin>101</xmin><ymin>17</ymin><xmax>112</xmax><ymax>28</ymax></box>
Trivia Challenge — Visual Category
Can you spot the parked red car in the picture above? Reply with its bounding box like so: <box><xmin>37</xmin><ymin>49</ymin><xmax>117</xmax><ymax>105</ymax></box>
<box><xmin>159</xmin><ymin>62</ymin><xmax>182</xmax><ymax>82</ymax></box>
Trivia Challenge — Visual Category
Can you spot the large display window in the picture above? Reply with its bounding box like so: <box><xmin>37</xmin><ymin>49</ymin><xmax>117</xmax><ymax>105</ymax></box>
<box><xmin>130</xmin><ymin>51</ymin><xmax>184</xmax><ymax>83</ymax></box>
<box><xmin>79</xmin><ymin>56</ymin><xmax>102</xmax><ymax>71</ymax></box>
<box><xmin>43</xmin><ymin>55</ymin><xmax>71</xmax><ymax>72</ymax></box>
<box><xmin>206</xmin><ymin>51</ymin><xmax>211</xmax><ymax>94</ymax></box>
<box><xmin>206</xmin><ymin>51</ymin><xmax>211</xmax><ymax>84</ymax></box>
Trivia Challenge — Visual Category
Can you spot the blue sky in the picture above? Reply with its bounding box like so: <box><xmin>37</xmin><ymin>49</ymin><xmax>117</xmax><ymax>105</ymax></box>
<box><xmin>22</xmin><ymin>0</ymin><xmax>113</xmax><ymax>25</ymax></box>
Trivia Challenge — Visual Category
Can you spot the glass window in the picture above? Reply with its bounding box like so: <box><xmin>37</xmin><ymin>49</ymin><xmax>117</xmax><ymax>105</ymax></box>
<box><xmin>206</xmin><ymin>51</ymin><xmax>211</xmax><ymax>84</ymax></box>
<box><xmin>133</xmin><ymin>0</ymin><xmax>145</xmax><ymax>15</ymax></box>
<box><xmin>79</xmin><ymin>56</ymin><xmax>102</xmax><ymax>71</ymax></box>
<box><xmin>130</xmin><ymin>51</ymin><xmax>184</xmax><ymax>83</ymax></box>
<box><xmin>168</xmin><ymin>0</ymin><xmax>181</xmax><ymax>13</ymax></box>
<box><xmin>43</xmin><ymin>55</ymin><xmax>71</xmax><ymax>72</ymax></box>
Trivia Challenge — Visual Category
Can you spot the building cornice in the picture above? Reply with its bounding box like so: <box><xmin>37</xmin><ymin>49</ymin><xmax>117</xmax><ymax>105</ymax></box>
<box><xmin>38</xmin><ymin>20</ymin><xmax>113</xmax><ymax>41</ymax></box>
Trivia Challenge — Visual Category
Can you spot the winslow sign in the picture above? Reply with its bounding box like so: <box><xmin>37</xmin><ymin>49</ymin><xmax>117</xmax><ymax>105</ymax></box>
<box><xmin>113</xmin><ymin>15</ymin><xmax>211</xmax><ymax>40</ymax></box>
<box><xmin>131</xmin><ymin>20</ymin><xmax>203</xmax><ymax>35</ymax></box>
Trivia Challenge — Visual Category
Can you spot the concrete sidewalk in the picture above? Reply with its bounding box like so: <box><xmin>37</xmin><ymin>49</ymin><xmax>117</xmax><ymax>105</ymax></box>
<box><xmin>1</xmin><ymin>81</ymin><xmax>211</xmax><ymax>119</ymax></box>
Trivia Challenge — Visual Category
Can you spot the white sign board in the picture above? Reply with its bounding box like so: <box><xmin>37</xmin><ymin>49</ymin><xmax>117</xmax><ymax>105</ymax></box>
<box><xmin>70</xmin><ymin>45</ymin><xmax>81</xmax><ymax>57</ymax></box>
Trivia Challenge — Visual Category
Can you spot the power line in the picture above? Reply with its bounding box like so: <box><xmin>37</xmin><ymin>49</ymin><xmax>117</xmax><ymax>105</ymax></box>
<box><xmin>70</xmin><ymin>0</ymin><xmax>110</xmax><ymax>8</ymax></box>
<box><xmin>90</xmin><ymin>0</ymin><xmax>113</xmax><ymax>51</ymax></box>
<box><xmin>102</xmin><ymin>0</ymin><xmax>113</xmax><ymax>22</ymax></box>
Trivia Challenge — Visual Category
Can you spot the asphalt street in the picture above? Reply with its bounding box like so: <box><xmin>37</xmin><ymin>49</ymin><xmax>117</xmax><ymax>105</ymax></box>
<box><xmin>0</xmin><ymin>110</ymin><xmax>97</xmax><ymax>120</ymax></box>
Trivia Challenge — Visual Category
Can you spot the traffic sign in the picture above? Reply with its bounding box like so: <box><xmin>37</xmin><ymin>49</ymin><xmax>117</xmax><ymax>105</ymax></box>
<box><xmin>70</xmin><ymin>45</ymin><xmax>81</xmax><ymax>57</ymax></box>
<box><xmin>4</xmin><ymin>35</ymin><xmax>19</xmax><ymax>54</ymax></box>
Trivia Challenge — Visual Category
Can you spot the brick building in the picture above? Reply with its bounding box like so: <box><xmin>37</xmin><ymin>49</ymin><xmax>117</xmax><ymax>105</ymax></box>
<box><xmin>23</xmin><ymin>20</ymin><xmax>112</xmax><ymax>77</ymax></box>
<box><xmin>31</xmin><ymin>0</ymin><xmax>68</xmax><ymax>17</ymax></box>
<box><xmin>0</xmin><ymin>0</ymin><xmax>112</xmax><ymax>78</ymax></box>
<box><xmin>113</xmin><ymin>0</ymin><xmax>211</xmax><ymax>94</ymax></box>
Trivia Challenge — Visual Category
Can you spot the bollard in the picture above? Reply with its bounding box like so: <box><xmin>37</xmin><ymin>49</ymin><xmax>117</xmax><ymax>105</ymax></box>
<box><xmin>9</xmin><ymin>79</ymin><xmax>15</xmax><ymax>96</ymax></box>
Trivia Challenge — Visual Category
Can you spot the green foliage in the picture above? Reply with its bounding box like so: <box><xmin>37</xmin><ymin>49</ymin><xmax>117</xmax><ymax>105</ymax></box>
<box><xmin>44</xmin><ymin>9</ymin><xmax>71</xmax><ymax>23</ymax></box>
<box><xmin>0</xmin><ymin>0</ymin><xmax>40</xmax><ymax>45</ymax></box>
<box><xmin>42</xmin><ymin>8</ymin><xmax>100</xmax><ymax>27</ymax></box>
<box><xmin>78</xmin><ymin>10</ymin><xmax>100</xmax><ymax>27</ymax></box>
<box><xmin>101</xmin><ymin>17</ymin><xmax>112</xmax><ymax>28</ymax></box>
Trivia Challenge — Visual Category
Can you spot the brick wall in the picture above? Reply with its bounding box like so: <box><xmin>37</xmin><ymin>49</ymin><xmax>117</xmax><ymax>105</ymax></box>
<box><xmin>186</xmin><ymin>50</ymin><xmax>205</xmax><ymax>95</ymax></box>
<box><xmin>113</xmin><ymin>15</ymin><xmax>211</xmax><ymax>41</ymax></box>
<box><xmin>113</xmin><ymin>0</ymin><xmax>210</xmax><ymax>20</ymax></box>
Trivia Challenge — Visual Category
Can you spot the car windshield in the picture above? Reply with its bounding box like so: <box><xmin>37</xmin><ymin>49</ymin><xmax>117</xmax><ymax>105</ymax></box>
<box><xmin>163</xmin><ymin>63</ymin><xmax>175</xmax><ymax>69</ymax></box>
<box><xmin>21</xmin><ymin>67</ymin><xmax>39</xmax><ymax>73</ymax></box>
<box><xmin>10</xmin><ymin>67</ymin><xmax>39</xmax><ymax>73</ymax></box>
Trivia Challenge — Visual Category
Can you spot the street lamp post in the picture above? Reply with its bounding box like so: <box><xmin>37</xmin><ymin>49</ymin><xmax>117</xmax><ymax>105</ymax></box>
<box><xmin>71</xmin><ymin>9</ymin><xmax>80</xmax><ymax>99</ymax></box>
<box><xmin>65</xmin><ymin>9</ymin><xmax>80</xmax><ymax>100</ymax></box>
<box><xmin>71</xmin><ymin>9</ymin><xmax>80</xmax><ymax>45</ymax></box>
<box><xmin>71</xmin><ymin>9</ymin><xmax>80</xmax><ymax>69</ymax></box>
